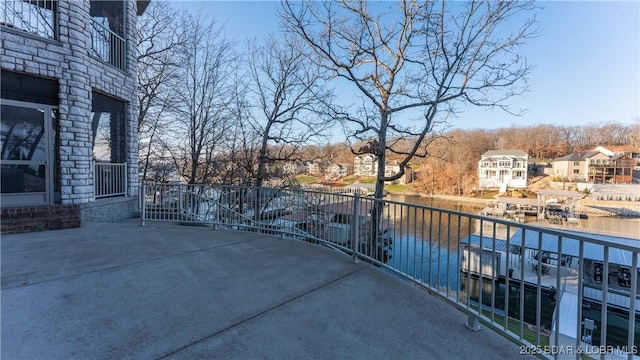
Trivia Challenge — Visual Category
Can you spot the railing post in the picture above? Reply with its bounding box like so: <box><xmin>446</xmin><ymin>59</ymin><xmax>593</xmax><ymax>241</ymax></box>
<box><xmin>92</xmin><ymin>159</ymin><xmax>97</xmax><ymax>198</ymax></box>
<box><xmin>351</xmin><ymin>193</ymin><xmax>360</xmax><ymax>263</ymax></box>
<box><xmin>124</xmin><ymin>162</ymin><xmax>128</xmax><ymax>197</ymax></box>
<box><xmin>465</xmin><ymin>311</ymin><xmax>482</xmax><ymax>331</ymax></box>
<box><xmin>140</xmin><ymin>181</ymin><xmax>146</xmax><ymax>227</ymax></box>
<box><xmin>178</xmin><ymin>185</ymin><xmax>183</xmax><ymax>218</ymax></box>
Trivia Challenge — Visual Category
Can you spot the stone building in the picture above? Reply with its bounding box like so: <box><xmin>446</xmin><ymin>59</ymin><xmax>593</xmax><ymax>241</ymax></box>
<box><xmin>1</xmin><ymin>0</ymin><xmax>148</xmax><ymax>232</ymax></box>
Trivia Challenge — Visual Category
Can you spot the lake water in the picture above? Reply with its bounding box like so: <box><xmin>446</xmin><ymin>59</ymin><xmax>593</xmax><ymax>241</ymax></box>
<box><xmin>388</xmin><ymin>194</ymin><xmax>640</xmax><ymax>240</ymax></box>
<box><xmin>384</xmin><ymin>193</ymin><xmax>640</xmax><ymax>340</ymax></box>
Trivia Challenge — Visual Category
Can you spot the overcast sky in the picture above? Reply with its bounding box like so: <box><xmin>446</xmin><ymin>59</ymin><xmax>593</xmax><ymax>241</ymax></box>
<box><xmin>170</xmin><ymin>1</ymin><xmax>640</xmax><ymax>130</ymax></box>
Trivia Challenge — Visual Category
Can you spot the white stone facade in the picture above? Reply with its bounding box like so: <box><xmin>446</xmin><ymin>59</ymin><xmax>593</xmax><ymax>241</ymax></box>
<box><xmin>1</xmin><ymin>1</ymin><xmax>140</xmax><ymax>207</ymax></box>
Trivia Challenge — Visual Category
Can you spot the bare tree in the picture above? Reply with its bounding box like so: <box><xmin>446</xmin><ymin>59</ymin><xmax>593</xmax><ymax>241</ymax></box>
<box><xmin>136</xmin><ymin>1</ymin><xmax>186</xmax><ymax>181</ymax></box>
<box><xmin>281</xmin><ymin>0</ymin><xmax>539</xmax><ymax>200</ymax></box>
<box><xmin>167</xmin><ymin>14</ymin><xmax>238</xmax><ymax>184</ymax></box>
<box><xmin>630</xmin><ymin>117</ymin><xmax>640</xmax><ymax>149</ymax></box>
<box><xmin>247</xmin><ymin>35</ymin><xmax>333</xmax><ymax>188</ymax></box>
<box><xmin>213</xmin><ymin>81</ymin><xmax>263</xmax><ymax>186</ymax></box>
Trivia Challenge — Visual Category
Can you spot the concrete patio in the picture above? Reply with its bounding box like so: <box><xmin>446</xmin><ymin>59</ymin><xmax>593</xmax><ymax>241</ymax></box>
<box><xmin>1</xmin><ymin>219</ymin><xmax>533</xmax><ymax>359</ymax></box>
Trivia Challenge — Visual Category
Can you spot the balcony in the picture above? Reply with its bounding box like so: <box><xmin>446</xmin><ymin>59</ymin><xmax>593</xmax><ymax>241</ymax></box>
<box><xmin>0</xmin><ymin>0</ymin><xmax>57</xmax><ymax>39</ymax></box>
<box><xmin>90</xmin><ymin>18</ymin><xmax>126</xmax><ymax>70</ymax></box>
<box><xmin>94</xmin><ymin>162</ymin><xmax>127</xmax><ymax>198</ymax></box>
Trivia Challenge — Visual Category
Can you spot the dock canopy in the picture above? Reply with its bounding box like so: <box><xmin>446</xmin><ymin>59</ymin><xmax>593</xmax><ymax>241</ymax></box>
<box><xmin>461</xmin><ymin>229</ymin><xmax>639</xmax><ymax>268</ymax></box>
<box><xmin>497</xmin><ymin>197</ymin><xmax>538</xmax><ymax>207</ymax></box>
<box><xmin>536</xmin><ymin>190</ymin><xmax>583</xmax><ymax>198</ymax></box>
<box><xmin>509</xmin><ymin>229</ymin><xmax>640</xmax><ymax>267</ymax></box>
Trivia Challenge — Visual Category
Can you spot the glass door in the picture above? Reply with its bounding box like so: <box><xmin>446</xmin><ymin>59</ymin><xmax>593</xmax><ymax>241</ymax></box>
<box><xmin>1</xmin><ymin>99</ymin><xmax>54</xmax><ymax>206</ymax></box>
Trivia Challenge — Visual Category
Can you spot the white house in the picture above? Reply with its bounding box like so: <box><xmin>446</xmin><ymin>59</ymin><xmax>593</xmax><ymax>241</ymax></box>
<box><xmin>325</xmin><ymin>163</ymin><xmax>350</xmax><ymax>180</ymax></box>
<box><xmin>353</xmin><ymin>154</ymin><xmax>378</xmax><ymax>176</ymax></box>
<box><xmin>478</xmin><ymin>150</ymin><xmax>529</xmax><ymax>190</ymax></box>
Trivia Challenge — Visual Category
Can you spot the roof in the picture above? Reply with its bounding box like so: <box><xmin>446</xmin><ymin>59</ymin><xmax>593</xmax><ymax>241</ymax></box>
<box><xmin>460</xmin><ymin>235</ymin><xmax>509</xmax><ymax>252</ymax></box>
<box><xmin>497</xmin><ymin>197</ymin><xmax>539</xmax><ymax>206</ymax></box>
<box><xmin>509</xmin><ymin>229</ymin><xmax>640</xmax><ymax>267</ymax></box>
<box><xmin>596</xmin><ymin>145</ymin><xmax>640</xmax><ymax>153</ymax></box>
<box><xmin>137</xmin><ymin>0</ymin><xmax>151</xmax><ymax>15</ymax></box>
<box><xmin>462</xmin><ymin>229</ymin><xmax>640</xmax><ymax>267</ymax></box>
<box><xmin>537</xmin><ymin>190</ymin><xmax>583</xmax><ymax>198</ymax></box>
<box><xmin>611</xmin><ymin>154</ymin><xmax>632</xmax><ymax>160</ymax></box>
<box><xmin>319</xmin><ymin>200</ymin><xmax>373</xmax><ymax>216</ymax></box>
<box><xmin>583</xmin><ymin>151</ymin><xmax>604</xmax><ymax>159</ymax></box>
<box><xmin>553</xmin><ymin>152</ymin><xmax>586</xmax><ymax>162</ymax></box>
<box><xmin>482</xmin><ymin>150</ymin><xmax>528</xmax><ymax>157</ymax></box>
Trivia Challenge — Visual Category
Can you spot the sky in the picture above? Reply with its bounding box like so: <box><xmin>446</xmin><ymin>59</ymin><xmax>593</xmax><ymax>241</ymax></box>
<box><xmin>170</xmin><ymin>1</ymin><xmax>640</xmax><ymax>131</ymax></box>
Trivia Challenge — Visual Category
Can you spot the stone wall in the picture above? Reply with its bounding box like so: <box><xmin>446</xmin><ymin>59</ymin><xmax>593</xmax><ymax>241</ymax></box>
<box><xmin>80</xmin><ymin>197</ymin><xmax>138</xmax><ymax>225</ymax></box>
<box><xmin>1</xmin><ymin>205</ymin><xmax>80</xmax><ymax>234</ymax></box>
<box><xmin>1</xmin><ymin>0</ymin><xmax>139</xmax><ymax>206</ymax></box>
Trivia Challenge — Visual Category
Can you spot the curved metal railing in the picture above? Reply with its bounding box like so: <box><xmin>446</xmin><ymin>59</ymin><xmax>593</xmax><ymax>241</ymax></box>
<box><xmin>139</xmin><ymin>182</ymin><xmax>640</xmax><ymax>359</ymax></box>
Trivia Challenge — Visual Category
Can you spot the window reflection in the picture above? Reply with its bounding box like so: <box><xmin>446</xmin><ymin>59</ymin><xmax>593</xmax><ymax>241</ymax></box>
<box><xmin>1</xmin><ymin>104</ymin><xmax>48</xmax><ymax>194</ymax></box>
<box><xmin>1</xmin><ymin>164</ymin><xmax>46</xmax><ymax>193</ymax></box>
<box><xmin>1</xmin><ymin>105</ymin><xmax>46</xmax><ymax>161</ymax></box>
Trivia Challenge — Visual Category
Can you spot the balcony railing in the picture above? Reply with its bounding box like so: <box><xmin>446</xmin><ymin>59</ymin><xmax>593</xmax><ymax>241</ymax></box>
<box><xmin>90</xmin><ymin>18</ymin><xmax>126</xmax><ymax>70</ymax></box>
<box><xmin>140</xmin><ymin>182</ymin><xmax>640</xmax><ymax>359</ymax></box>
<box><xmin>1</xmin><ymin>0</ymin><xmax>57</xmax><ymax>39</ymax></box>
<box><xmin>94</xmin><ymin>162</ymin><xmax>127</xmax><ymax>198</ymax></box>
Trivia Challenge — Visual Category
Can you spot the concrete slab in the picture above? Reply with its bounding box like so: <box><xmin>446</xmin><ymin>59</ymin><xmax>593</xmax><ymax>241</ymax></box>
<box><xmin>1</xmin><ymin>220</ymin><xmax>533</xmax><ymax>359</ymax></box>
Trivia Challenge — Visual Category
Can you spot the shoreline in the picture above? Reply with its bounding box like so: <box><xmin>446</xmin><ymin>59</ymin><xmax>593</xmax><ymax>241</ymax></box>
<box><xmin>387</xmin><ymin>190</ymin><xmax>640</xmax><ymax>218</ymax></box>
<box><xmin>387</xmin><ymin>191</ymin><xmax>493</xmax><ymax>206</ymax></box>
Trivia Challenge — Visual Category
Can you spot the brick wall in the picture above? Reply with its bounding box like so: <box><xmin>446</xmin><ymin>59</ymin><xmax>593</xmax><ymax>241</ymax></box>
<box><xmin>1</xmin><ymin>205</ymin><xmax>81</xmax><ymax>234</ymax></box>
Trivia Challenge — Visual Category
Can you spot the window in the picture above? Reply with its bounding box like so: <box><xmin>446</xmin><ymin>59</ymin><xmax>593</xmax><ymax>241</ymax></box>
<box><xmin>1</xmin><ymin>102</ymin><xmax>57</xmax><ymax>205</ymax></box>
<box><xmin>573</xmin><ymin>161</ymin><xmax>580</xmax><ymax>166</ymax></box>
<box><xmin>498</xmin><ymin>160</ymin><xmax>511</xmax><ymax>167</ymax></box>
<box><xmin>1</xmin><ymin>0</ymin><xmax>57</xmax><ymax>39</ymax></box>
<box><xmin>573</xmin><ymin>169</ymin><xmax>580</xmax><ymax>174</ymax></box>
<box><xmin>91</xmin><ymin>92</ymin><xmax>126</xmax><ymax>163</ymax></box>
<box><xmin>1</xmin><ymin>71</ymin><xmax>58</xmax><ymax>206</ymax></box>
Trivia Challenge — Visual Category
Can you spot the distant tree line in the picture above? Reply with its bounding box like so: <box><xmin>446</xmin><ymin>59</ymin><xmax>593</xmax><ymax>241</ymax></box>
<box><xmin>297</xmin><ymin>122</ymin><xmax>639</xmax><ymax>195</ymax></box>
<box><xmin>136</xmin><ymin>1</ymin><xmax>638</xmax><ymax>197</ymax></box>
<box><xmin>410</xmin><ymin>122</ymin><xmax>640</xmax><ymax>196</ymax></box>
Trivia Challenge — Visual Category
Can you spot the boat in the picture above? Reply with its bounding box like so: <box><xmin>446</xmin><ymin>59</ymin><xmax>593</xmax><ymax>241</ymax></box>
<box><xmin>496</xmin><ymin>197</ymin><xmax>538</xmax><ymax>217</ymax></box>
<box><xmin>480</xmin><ymin>202</ymin><xmax>506</xmax><ymax>217</ymax></box>
<box><xmin>266</xmin><ymin>199</ymin><xmax>393</xmax><ymax>251</ymax></box>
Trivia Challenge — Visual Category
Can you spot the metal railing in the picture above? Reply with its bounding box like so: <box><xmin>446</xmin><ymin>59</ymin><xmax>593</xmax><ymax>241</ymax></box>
<box><xmin>140</xmin><ymin>182</ymin><xmax>640</xmax><ymax>359</ymax></box>
<box><xmin>94</xmin><ymin>162</ymin><xmax>127</xmax><ymax>198</ymax></box>
<box><xmin>90</xmin><ymin>18</ymin><xmax>126</xmax><ymax>70</ymax></box>
<box><xmin>1</xmin><ymin>0</ymin><xmax>57</xmax><ymax>39</ymax></box>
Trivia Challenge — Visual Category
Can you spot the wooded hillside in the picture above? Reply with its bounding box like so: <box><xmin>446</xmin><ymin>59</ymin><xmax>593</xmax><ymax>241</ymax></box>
<box><xmin>307</xmin><ymin>122</ymin><xmax>640</xmax><ymax>195</ymax></box>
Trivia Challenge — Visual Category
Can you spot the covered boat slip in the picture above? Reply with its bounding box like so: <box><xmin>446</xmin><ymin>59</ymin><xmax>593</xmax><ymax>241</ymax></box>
<box><xmin>536</xmin><ymin>189</ymin><xmax>585</xmax><ymax>222</ymax></box>
<box><xmin>461</xmin><ymin>229</ymin><xmax>640</xmax><ymax>352</ymax></box>
<box><xmin>497</xmin><ymin>196</ymin><xmax>539</xmax><ymax>212</ymax></box>
<box><xmin>462</xmin><ymin>229</ymin><xmax>639</xmax><ymax>292</ymax></box>
<box><xmin>460</xmin><ymin>234</ymin><xmax>577</xmax><ymax>290</ymax></box>
<box><xmin>461</xmin><ymin>229</ymin><xmax>640</xmax><ymax>356</ymax></box>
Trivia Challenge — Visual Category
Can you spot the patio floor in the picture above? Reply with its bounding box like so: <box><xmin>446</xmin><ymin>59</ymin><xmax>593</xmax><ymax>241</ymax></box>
<box><xmin>1</xmin><ymin>219</ymin><xmax>533</xmax><ymax>359</ymax></box>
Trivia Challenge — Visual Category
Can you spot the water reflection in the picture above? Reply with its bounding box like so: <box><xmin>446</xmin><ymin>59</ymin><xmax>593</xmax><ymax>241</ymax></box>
<box><xmin>387</xmin><ymin>234</ymin><xmax>459</xmax><ymax>290</ymax></box>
